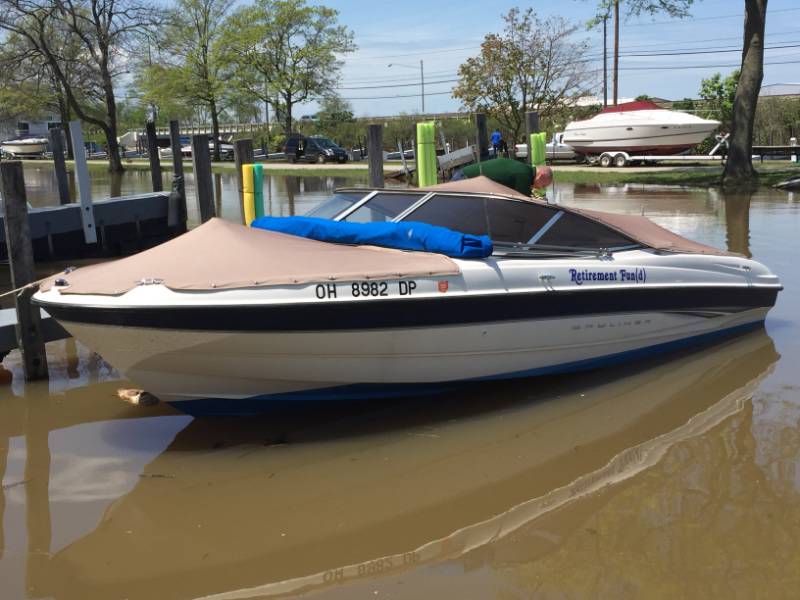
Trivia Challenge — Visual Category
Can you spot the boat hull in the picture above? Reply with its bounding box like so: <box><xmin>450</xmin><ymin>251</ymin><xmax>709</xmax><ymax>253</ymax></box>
<box><xmin>562</xmin><ymin>123</ymin><xmax>717</xmax><ymax>156</ymax></box>
<box><xmin>50</xmin><ymin>303</ymin><xmax>772</xmax><ymax>415</ymax></box>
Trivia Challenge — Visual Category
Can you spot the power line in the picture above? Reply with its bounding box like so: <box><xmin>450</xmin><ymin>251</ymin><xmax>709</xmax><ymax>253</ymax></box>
<box><xmin>336</xmin><ymin>78</ymin><xmax>458</xmax><ymax>90</ymax></box>
<box><xmin>625</xmin><ymin>6</ymin><xmax>800</xmax><ymax>27</ymax></box>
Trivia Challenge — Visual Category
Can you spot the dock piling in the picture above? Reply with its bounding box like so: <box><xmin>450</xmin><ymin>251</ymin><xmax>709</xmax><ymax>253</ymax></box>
<box><xmin>145</xmin><ymin>121</ymin><xmax>163</xmax><ymax>193</ymax></box>
<box><xmin>67</xmin><ymin>121</ymin><xmax>97</xmax><ymax>244</ymax></box>
<box><xmin>474</xmin><ymin>113</ymin><xmax>489</xmax><ymax>163</ymax></box>
<box><xmin>233</xmin><ymin>139</ymin><xmax>254</xmax><ymax>225</ymax></box>
<box><xmin>1</xmin><ymin>161</ymin><xmax>49</xmax><ymax>380</ymax></box>
<box><xmin>191</xmin><ymin>134</ymin><xmax>215</xmax><ymax>222</ymax></box>
<box><xmin>168</xmin><ymin>120</ymin><xmax>187</xmax><ymax>231</ymax></box>
<box><xmin>367</xmin><ymin>124</ymin><xmax>384</xmax><ymax>188</ymax></box>
<box><xmin>48</xmin><ymin>130</ymin><xmax>70</xmax><ymax>205</ymax></box>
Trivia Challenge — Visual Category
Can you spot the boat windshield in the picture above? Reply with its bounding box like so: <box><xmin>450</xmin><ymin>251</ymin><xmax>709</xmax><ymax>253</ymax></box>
<box><xmin>398</xmin><ymin>194</ymin><xmax>636</xmax><ymax>250</ymax></box>
<box><xmin>305</xmin><ymin>192</ymin><xmax>368</xmax><ymax>219</ymax></box>
<box><xmin>319</xmin><ymin>189</ymin><xmax>638</xmax><ymax>251</ymax></box>
<box><xmin>341</xmin><ymin>192</ymin><xmax>427</xmax><ymax>223</ymax></box>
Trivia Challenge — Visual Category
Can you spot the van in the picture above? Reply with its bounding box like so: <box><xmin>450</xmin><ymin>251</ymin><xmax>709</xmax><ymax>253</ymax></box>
<box><xmin>284</xmin><ymin>134</ymin><xmax>348</xmax><ymax>164</ymax></box>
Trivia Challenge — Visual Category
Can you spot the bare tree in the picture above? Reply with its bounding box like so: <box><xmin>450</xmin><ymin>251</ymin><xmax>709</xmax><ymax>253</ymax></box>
<box><xmin>453</xmin><ymin>9</ymin><xmax>593</xmax><ymax>143</ymax></box>
<box><xmin>0</xmin><ymin>0</ymin><xmax>161</xmax><ymax>171</ymax></box>
<box><xmin>723</xmin><ymin>0</ymin><xmax>767</xmax><ymax>187</ymax></box>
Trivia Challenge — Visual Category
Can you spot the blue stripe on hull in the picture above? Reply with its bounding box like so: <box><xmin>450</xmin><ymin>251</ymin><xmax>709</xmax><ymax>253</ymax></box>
<box><xmin>170</xmin><ymin>321</ymin><xmax>764</xmax><ymax>417</ymax></box>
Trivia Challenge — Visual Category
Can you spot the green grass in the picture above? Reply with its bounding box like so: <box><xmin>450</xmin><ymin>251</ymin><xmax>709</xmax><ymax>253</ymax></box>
<box><xmin>21</xmin><ymin>158</ymin><xmax>397</xmax><ymax>178</ymax></box>
<box><xmin>553</xmin><ymin>165</ymin><xmax>799</xmax><ymax>187</ymax></box>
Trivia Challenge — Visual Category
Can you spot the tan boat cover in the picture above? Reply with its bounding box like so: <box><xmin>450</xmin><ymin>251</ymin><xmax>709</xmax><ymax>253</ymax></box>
<box><xmin>425</xmin><ymin>176</ymin><xmax>732</xmax><ymax>255</ymax></box>
<box><xmin>422</xmin><ymin>175</ymin><xmax>533</xmax><ymax>200</ymax></box>
<box><xmin>42</xmin><ymin>218</ymin><xmax>461</xmax><ymax>296</ymax></box>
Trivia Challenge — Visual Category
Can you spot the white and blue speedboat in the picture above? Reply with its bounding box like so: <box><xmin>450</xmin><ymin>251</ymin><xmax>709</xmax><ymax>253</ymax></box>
<box><xmin>33</xmin><ymin>177</ymin><xmax>782</xmax><ymax>415</ymax></box>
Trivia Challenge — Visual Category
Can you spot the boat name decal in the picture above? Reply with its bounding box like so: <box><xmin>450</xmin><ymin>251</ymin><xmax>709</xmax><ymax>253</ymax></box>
<box><xmin>569</xmin><ymin>268</ymin><xmax>647</xmax><ymax>285</ymax></box>
<box><xmin>314</xmin><ymin>280</ymin><xmax>418</xmax><ymax>299</ymax></box>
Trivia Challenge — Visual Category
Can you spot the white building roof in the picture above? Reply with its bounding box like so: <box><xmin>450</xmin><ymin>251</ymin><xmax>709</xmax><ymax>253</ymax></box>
<box><xmin>760</xmin><ymin>83</ymin><xmax>800</xmax><ymax>97</ymax></box>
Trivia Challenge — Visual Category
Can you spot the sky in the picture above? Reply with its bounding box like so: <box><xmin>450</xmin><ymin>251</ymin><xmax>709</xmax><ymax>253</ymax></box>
<box><xmin>294</xmin><ymin>0</ymin><xmax>800</xmax><ymax>118</ymax></box>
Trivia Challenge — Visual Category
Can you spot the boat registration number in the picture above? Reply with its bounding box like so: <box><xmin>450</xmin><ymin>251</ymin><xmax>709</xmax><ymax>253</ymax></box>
<box><xmin>314</xmin><ymin>280</ymin><xmax>417</xmax><ymax>299</ymax></box>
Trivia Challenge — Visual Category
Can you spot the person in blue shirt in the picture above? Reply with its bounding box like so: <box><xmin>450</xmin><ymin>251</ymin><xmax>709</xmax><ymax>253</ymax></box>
<box><xmin>490</xmin><ymin>129</ymin><xmax>502</xmax><ymax>157</ymax></box>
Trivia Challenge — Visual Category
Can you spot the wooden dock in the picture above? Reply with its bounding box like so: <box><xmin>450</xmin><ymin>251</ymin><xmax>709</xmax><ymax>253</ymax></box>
<box><xmin>0</xmin><ymin>191</ymin><xmax>175</xmax><ymax>261</ymax></box>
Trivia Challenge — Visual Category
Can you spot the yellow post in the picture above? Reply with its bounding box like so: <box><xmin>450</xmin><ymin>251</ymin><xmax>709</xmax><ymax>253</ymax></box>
<box><xmin>242</xmin><ymin>164</ymin><xmax>255</xmax><ymax>225</ymax></box>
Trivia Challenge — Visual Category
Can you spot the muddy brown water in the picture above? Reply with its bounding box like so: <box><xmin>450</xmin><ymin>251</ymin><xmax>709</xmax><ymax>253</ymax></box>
<box><xmin>1</xmin><ymin>167</ymin><xmax>799</xmax><ymax>599</ymax></box>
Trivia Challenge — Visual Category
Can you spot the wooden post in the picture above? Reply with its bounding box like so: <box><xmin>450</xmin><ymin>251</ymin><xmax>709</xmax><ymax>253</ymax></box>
<box><xmin>146</xmin><ymin>121</ymin><xmax>162</xmax><ymax>192</ymax></box>
<box><xmin>168</xmin><ymin>120</ymin><xmax>187</xmax><ymax>230</ymax></box>
<box><xmin>397</xmin><ymin>139</ymin><xmax>410</xmax><ymax>177</ymax></box>
<box><xmin>49</xmin><ymin>129</ymin><xmax>70</xmax><ymax>205</ymax></box>
<box><xmin>0</xmin><ymin>161</ymin><xmax>49</xmax><ymax>380</ymax></box>
<box><xmin>525</xmin><ymin>111</ymin><xmax>540</xmax><ymax>164</ymax></box>
<box><xmin>474</xmin><ymin>113</ymin><xmax>489</xmax><ymax>163</ymax></box>
<box><xmin>191</xmin><ymin>134</ymin><xmax>215</xmax><ymax>222</ymax></box>
<box><xmin>233</xmin><ymin>139</ymin><xmax>254</xmax><ymax>225</ymax></box>
<box><xmin>367</xmin><ymin>124</ymin><xmax>384</xmax><ymax>188</ymax></box>
<box><xmin>67</xmin><ymin>120</ymin><xmax>97</xmax><ymax>244</ymax></box>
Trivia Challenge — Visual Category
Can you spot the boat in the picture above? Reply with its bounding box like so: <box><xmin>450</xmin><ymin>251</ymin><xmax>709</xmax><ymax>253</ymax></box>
<box><xmin>1</xmin><ymin>136</ymin><xmax>48</xmax><ymax>157</ymax></box>
<box><xmin>32</xmin><ymin>177</ymin><xmax>782</xmax><ymax>416</ymax></box>
<box><xmin>562</xmin><ymin>101</ymin><xmax>720</xmax><ymax>156</ymax></box>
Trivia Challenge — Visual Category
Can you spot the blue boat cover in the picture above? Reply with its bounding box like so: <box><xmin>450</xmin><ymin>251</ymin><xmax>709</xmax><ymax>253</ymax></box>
<box><xmin>251</xmin><ymin>216</ymin><xmax>493</xmax><ymax>258</ymax></box>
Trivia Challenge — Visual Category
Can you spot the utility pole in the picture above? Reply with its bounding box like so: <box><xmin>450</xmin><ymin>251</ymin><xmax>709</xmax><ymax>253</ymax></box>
<box><xmin>613</xmin><ymin>0</ymin><xmax>619</xmax><ymax>106</ymax></box>
<box><xmin>603</xmin><ymin>14</ymin><xmax>608</xmax><ymax>107</ymax></box>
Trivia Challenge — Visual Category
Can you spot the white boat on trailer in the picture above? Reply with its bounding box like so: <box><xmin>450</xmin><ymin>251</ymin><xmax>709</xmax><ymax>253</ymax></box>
<box><xmin>33</xmin><ymin>177</ymin><xmax>781</xmax><ymax>416</ymax></box>
<box><xmin>563</xmin><ymin>100</ymin><xmax>720</xmax><ymax>163</ymax></box>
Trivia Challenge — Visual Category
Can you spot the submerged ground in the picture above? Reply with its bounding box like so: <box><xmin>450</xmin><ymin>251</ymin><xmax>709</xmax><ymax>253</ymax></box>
<box><xmin>1</xmin><ymin>168</ymin><xmax>799</xmax><ymax>599</ymax></box>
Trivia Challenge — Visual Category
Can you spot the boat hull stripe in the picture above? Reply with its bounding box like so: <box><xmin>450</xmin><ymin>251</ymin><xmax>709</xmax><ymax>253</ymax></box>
<box><xmin>37</xmin><ymin>286</ymin><xmax>780</xmax><ymax>332</ymax></box>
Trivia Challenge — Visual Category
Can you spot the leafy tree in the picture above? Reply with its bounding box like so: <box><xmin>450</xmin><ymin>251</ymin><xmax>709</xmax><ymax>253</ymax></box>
<box><xmin>699</xmin><ymin>70</ymin><xmax>739</xmax><ymax>132</ymax></box>
<box><xmin>145</xmin><ymin>0</ymin><xmax>237</xmax><ymax>160</ymax></box>
<box><xmin>723</xmin><ymin>0</ymin><xmax>767</xmax><ymax>187</ymax></box>
<box><xmin>224</xmin><ymin>0</ymin><xmax>356</xmax><ymax>135</ymax></box>
<box><xmin>453</xmin><ymin>8</ymin><xmax>593</xmax><ymax>144</ymax></box>
<box><xmin>0</xmin><ymin>0</ymin><xmax>162</xmax><ymax>172</ymax></box>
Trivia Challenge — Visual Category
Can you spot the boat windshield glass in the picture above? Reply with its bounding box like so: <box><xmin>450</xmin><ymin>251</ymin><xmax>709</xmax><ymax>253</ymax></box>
<box><xmin>342</xmin><ymin>192</ymin><xmax>426</xmax><ymax>223</ymax></box>
<box><xmin>305</xmin><ymin>192</ymin><xmax>368</xmax><ymax>220</ymax></box>
<box><xmin>534</xmin><ymin>212</ymin><xmax>635</xmax><ymax>248</ymax></box>
<box><xmin>401</xmin><ymin>194</ymin><xmax>636</xmax><ymax>249</ymax></box>
<box><xmin>400</xmin><ymin>195</ymin><xmax>557</xmax><ymax>242</ymax></box>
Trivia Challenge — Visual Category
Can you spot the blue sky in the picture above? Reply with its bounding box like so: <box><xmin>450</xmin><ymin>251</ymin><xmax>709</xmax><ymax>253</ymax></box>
<box><xmin>297</xmin><ymin>0</ymin><xmax>800</xmax><ymax>117</ymax></box>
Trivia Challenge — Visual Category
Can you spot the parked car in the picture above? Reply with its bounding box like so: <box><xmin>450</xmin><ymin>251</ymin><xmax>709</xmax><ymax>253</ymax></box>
<box><xmin>514</xmin><ymin>132</ymin><xmax>583</xmax><ymax>163</ymax></box>
<box><xmin>284</xmin><ymin>134</ymin><xmax>348</xmax><ymax>164</ymax></box>
<box><xmin>161</xmin><ymin>137</ymin><xmax>234</xmax><ymax>160</ymax></box>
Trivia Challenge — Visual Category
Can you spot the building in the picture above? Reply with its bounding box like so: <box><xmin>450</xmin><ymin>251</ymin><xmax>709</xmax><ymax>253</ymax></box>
<box><xmin>0</xmin><ymin>115</ymin><xmax>61</xmax><ymax>141</ymax></box>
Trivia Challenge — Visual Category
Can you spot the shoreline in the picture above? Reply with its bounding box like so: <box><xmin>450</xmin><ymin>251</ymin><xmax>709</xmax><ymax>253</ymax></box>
<box><xmin>18</xmin><ymin>158</ymin><xmax>799</xmax><ymax>187</ymax></box>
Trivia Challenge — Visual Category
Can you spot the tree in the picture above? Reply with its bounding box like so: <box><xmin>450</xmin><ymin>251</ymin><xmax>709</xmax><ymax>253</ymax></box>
<box><xmin>0</xmin><ymin>0</ymin><xmax>162</xmax><ymax>172</ymax></box>
<box><xmin>453</xmin><ymin>8</ymin><xmax>593</xmax><ymax>144</ymax></box>
<box><xmin>723</xmin><ymin>0</ymin><xmax>767</xmax><ymax>187</ymax></box>
<box><xmin>224</xmin><ymin>0</ymin><xmax>355</xmax><ymax>135</ymax></box>
<box><xmin>588</xmin><ymin>1</ymin><xmax>696</xmax><ymax>105</ymax></box>
<box><xmin>698</xmin><ymin>70</ymin><xmax>740</xmax><ymax>132</ymax></box>
<box><xmin>147</xmin><ymin>0</ymin><xmax>237</xmax><ymax>160</ymax></box>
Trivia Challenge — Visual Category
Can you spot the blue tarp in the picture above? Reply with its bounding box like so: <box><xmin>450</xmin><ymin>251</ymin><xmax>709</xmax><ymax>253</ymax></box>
<box><xmin>251</xmin><ymin>216</ymin><xmax>493</xmax><ymax>258</ymax></box>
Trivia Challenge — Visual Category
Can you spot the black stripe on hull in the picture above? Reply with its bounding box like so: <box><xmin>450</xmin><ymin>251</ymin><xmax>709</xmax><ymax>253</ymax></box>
<box><xmin>35</xmin><ymin>286</ymin><xmax>780</xmax><ymax>332</ymax></box>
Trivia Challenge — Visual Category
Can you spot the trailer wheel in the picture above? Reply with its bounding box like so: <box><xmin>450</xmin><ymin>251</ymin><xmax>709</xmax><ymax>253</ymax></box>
<box><xmin>599</xmin><ymin>154</ymin><xmax>613</xmax><ymax>168</ymax></box>
<box><xmin>614</xmin><ymin>154</ymin><xmax>628</xmax><ymax>167</ymax></box>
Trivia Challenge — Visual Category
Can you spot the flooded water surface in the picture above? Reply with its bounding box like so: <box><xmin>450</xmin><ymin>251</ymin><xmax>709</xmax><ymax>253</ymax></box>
<box><xmin>1</xmin><ymin>168</ymin><xmax>799</xmax><ymax>598</ymax></box>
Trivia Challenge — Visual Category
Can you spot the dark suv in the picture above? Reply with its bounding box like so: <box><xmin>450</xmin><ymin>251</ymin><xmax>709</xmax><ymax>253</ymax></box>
<box><xmin>284</xmin><ymin>134</ymin><xmax>348</xmax><ymax>164</ymax></box>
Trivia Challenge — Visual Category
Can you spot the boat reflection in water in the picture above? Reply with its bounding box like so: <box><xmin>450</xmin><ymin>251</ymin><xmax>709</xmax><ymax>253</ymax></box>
<box><xmin>39</xmin><ymin>330</ymin><xmax>779</xmax><ymax>600</ymax></box>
